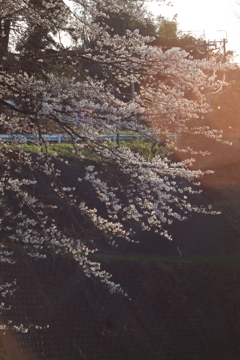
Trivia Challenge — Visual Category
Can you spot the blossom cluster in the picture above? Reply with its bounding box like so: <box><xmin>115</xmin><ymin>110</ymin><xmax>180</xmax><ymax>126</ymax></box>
<box><xmin>0</xmin><ymin>0</ymin><xmax>234</xmax><ymax>320</ymax></box>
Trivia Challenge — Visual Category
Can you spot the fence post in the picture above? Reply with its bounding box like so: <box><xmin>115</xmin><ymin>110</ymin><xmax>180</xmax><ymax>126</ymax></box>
<box><xmin>117</xmin><ymin>131</ymin><xmax>120</xmax><ymax>147</ymax></box>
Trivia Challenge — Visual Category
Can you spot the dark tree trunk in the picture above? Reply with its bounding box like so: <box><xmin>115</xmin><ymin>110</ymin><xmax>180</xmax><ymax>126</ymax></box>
<box><xmin>0</xmin><ymin>18</ymin><xmax>11</xmax><ymax>70</ymax></box>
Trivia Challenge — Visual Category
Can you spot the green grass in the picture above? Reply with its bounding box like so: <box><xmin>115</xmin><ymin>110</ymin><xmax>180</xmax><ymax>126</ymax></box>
<box><xmin>11</xmin><ymin>137</ymin><xmax>168</xmax><ymax>161</ymax></box>
<box><xmin>22</xmin><ymin>143</ymin><xmax>78</xmax><ymax>158</ymax></box>
<box><xmin>120</xmin><ymin>138</ymin><xmax>169</xmax><ymax>159</ymax></box>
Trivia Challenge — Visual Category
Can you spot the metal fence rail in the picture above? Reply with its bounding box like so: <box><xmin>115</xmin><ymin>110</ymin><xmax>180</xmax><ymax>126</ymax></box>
<box><xmin>0</xmin><ymin>133</ymin><xmax>179</xmax><ymax>144</ymax></box>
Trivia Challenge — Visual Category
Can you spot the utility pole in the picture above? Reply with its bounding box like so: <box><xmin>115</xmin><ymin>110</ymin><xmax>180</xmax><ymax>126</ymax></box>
<box><xmin>195</xmin><ymin>34</ymin><xmax>228</xmax><ymax>106</ymax></box>
<box><xmin>217</xmin><ymin>30</ymin><xmax>228</xmax><ymax>61</ymax></box>
<box><xmin>223</xmin><ymin>37</ymin><xmax>227</xmax><ymax>59</ymax></box>
<box><xmin>194</xmin><ymin>37</ymin><xmax>227</xmax><ymax>106</ymax></box>
<box><xmin>195</xmin><ymin>40</ymin><xmax>219</xmax><ymax>59</ymax></box>
<box><xmin>194</xmin><ymin>40</ymin><xmax>218</xmax><ymax>106</ymax></box>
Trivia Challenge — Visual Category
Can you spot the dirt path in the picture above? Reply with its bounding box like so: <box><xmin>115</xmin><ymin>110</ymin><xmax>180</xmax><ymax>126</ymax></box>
<box><xmin>1</xmin><ymin>331</ymin><xmax>34</xmax><ymax>360</ymax></box>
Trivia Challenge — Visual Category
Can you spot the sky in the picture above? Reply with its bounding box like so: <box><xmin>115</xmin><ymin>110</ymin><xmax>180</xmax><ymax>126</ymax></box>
<box><xmin>148</xmin><ymin>0</ymin><xmax>240</xmax><ymax>62</ymax></box>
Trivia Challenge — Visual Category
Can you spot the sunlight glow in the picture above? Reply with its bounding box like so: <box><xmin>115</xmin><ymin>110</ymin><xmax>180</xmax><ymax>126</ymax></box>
<box><xmin>148</xmin><ymin>0</ymin><xmax>240</xmax><ymax>62</ymax></box>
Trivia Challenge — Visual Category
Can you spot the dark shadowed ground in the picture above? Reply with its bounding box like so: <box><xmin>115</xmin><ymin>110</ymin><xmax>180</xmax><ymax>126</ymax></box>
<box><xmin>1</xmin><ymin>157</ymin><xmax>240</xmax><ymax>360</ymax></box>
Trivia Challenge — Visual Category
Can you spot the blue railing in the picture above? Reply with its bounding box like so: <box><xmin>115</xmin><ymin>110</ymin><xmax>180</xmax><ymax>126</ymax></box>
<box><xmin>0</xmin><ymin>133</ymin><xmax>179</xmax><ymax>144</ymax></box>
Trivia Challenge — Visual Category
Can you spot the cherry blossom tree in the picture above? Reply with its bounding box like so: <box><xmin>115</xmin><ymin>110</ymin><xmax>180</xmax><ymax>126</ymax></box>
<box><xmin>0</xmin><ymin>0</ymin><xmax>234</xmax><ymax>307</ymax></box>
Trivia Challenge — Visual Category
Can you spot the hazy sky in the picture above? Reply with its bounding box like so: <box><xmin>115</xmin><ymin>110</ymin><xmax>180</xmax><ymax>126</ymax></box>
<box><xmin>148</xmin><ymin>0</ymin><xmax>240</xmax><ymax>62</ymax></box>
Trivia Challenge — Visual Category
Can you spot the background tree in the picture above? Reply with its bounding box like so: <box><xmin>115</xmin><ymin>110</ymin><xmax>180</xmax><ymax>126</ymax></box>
<box><xmin>153</xmin><ymin>15</ymin><xmax>206</xmax><ymax>59</ymax></box>
<box><xmin>95</xmin><ymin>0</ymin><xmax>156</xmax><ymax>37</ymax></box>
